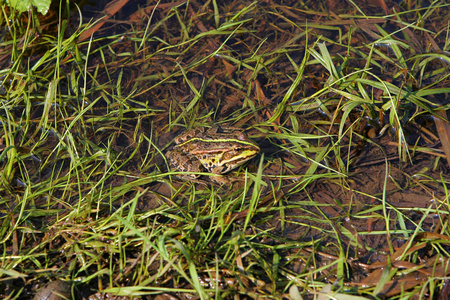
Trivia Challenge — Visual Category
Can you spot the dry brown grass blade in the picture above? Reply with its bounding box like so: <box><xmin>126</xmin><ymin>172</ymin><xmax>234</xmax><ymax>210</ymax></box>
<box><xmin>79</xmin><ymin>0</ymin><xmax>131</xmax><ymax>42</ymax></box>
<box><xmin>434</xmin><ymin>110</ymin><xmax>450</xmax><ymax>167</ymax></box>
<box><xmin>379</xmin><ymin>255</ymin><xmax>450</xmax><ymax>297</ymax></box>
<box><xmin>377</xmin><ymin>0</ymin><xmax>389</xmax><ymax>15</ymax></box>
<box><xmin>129</xmin><ymin>0</ymin><xmax>186</xmax><ymax>22</ymax></box>
<box><xmin>361</xmin><ymin>263</ymin><xmax>427</xmax><ymax>297</ymax></box>
<box><xmin>379</xmin><ymin>273</ymin><xmax>428</xmax><ymax>297</ymax></box>
<box><xmin>359</xmin><ymin>237</ymin><xmax>450</xmax><ymax>297</ymax></box>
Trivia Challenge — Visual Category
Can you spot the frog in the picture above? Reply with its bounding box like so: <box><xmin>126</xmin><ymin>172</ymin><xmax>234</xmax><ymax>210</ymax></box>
<box><xmin>166</xmin><ymin>126</ymin><xmax>260</xmax><ymax>182</ymax></box>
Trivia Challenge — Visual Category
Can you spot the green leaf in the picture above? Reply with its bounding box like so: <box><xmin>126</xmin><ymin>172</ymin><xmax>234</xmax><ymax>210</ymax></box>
<box><xmin>6</xmin><ymin>0</ymin><xmax>51</xmax><ymax>15</ymax></box>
